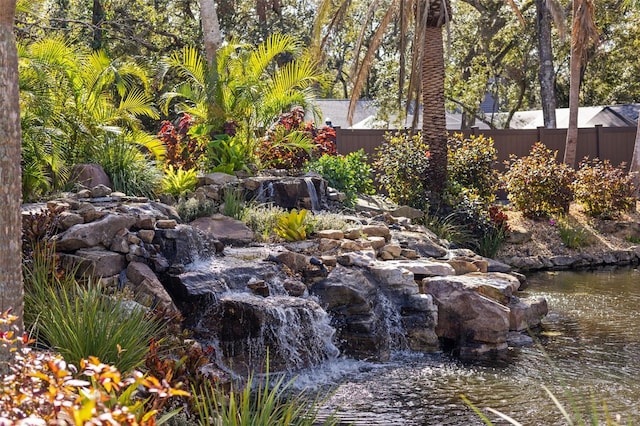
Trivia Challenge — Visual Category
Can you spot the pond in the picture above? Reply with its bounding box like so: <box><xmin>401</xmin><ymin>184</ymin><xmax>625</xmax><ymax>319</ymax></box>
<box><xmin>306</xmin><ymin>267</ymin><xmax>640</xmax><ymax>425</ymax></box>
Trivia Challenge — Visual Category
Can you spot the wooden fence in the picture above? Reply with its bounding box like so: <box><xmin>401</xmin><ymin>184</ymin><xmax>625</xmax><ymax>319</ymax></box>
<box><xmin>335</xmin><ymin>125</ymin><xmax>637</xmax><ymax>170</ymax></box>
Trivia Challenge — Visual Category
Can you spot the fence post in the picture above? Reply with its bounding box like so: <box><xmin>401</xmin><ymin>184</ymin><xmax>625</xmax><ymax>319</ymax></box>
<box><xmin>595</xmin><ymin>124</ymin><xmax>602</xmax><ymax>159</ymax></box>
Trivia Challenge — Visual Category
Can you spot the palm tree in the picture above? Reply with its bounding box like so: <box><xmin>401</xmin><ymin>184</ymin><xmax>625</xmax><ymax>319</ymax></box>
<box><xmin>0</xmin><ymin>0</ymin><xmax>24</xmax><ymax>367</ymax></box>
<box><xmin>421</xmin><ymin>0</ymin><xmax>451</xmax><ymax>203</ymax></box>
<box><xmin>563</xmin><ymin>0</ymin><xmax>599</xmax><ymax>167</ymax></box>
<box><xmin>19</xmin><ymin>37</ymin><xmax>164</xmax><ymax>197</ymax></box>
<box><xmin>161</xmin><ymin>34</ymin><xmax>326</xmax><ymax>154</ymax></box>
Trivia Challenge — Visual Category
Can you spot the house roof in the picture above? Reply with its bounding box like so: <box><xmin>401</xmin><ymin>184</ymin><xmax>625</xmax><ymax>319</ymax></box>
<box><xmin>506</xmin><ymin>105</ymin><xmax>639</xmax><ymax>129</ymax></box>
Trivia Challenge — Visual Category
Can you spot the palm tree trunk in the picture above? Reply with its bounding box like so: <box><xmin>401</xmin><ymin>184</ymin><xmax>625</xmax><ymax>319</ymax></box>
<box><xmin>422</xmin><ymin>26</ymin><xmax>448</xmax><ymax>204</ymax></box>
<box><xmin>564</xmin><ymin>34</ymin><xmax>580</xmax><ymax>167</ymax></box>
<box><xmin>536</xmin><ymin>0</ymin><xmax>557</xmax><ymax>128</ymax></box>
<box><xmin>0</xmin><ymin>0</ymin><xmax>24</xmax><ymax>369</ymax></box>
<box><xmin>201</xmin><ymin>0</ymin><xmax>222</xmax><ymax>67</ymax></box>
<box><xmin>91</xmin><ymin>0</ymin><xmax>104</xmax><ymax>50</ymax></box>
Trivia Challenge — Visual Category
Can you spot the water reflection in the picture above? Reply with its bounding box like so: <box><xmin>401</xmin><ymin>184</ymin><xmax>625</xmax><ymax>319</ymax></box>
<box><xmin>312</xmin><ymin>268</ymin><xmax>640</xmax><ymax>425</ymax></box>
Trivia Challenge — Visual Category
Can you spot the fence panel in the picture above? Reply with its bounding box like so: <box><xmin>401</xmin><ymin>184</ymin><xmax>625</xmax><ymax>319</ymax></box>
<box><xmin>336</xmin><ymin>126</ymin><xmax>637</xmax><ymax>170</ymax></box>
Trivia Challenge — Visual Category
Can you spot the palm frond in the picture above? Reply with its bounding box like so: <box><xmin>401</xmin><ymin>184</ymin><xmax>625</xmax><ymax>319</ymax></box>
<box><xmin>118</xmin><ymin>88</ymin><xmax>159</xmax><ymax>120</ymax></box>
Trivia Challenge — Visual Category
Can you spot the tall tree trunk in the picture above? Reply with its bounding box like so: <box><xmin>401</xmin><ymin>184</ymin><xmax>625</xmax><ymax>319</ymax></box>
<box><xmin>201</xmin><ymin>0</ymin><xmax>222</xmax><ymax>67</ymax></box>
<box><xmin>91</xmin><ymin>0</ymin><xmax>104</xmax><ymax>50</ymax></box>
<box><xmin>0</xmin><ymin>0</ymin><xmax>24</xmax><ymax>369</ymax></box>
<box><xmin>630</xmin><ymin>117</ymin><xmax>640</xmax><ymax>195</ymax></box>
<box><xmin>536</xmin><ymin>0</ymin><xmax>557</xmax><ymax>128</ymax></box>
<box><xmin>423</xmin><ymin>26</ymin><xmax>448</xmax><ymax>205</ymax></box>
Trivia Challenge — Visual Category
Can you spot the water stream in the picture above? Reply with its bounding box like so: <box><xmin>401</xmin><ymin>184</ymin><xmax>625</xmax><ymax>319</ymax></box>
<box><xmin>306</xmin><ymin>268</ymin><xmax>640</xmax><ymax>425</ymax></box>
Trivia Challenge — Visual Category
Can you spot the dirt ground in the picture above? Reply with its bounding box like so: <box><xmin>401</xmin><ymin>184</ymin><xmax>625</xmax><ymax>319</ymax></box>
<box><xmin>496</xmin><ymin>201</ymin><xmax>640</xmax><ymax>260</ymax></box>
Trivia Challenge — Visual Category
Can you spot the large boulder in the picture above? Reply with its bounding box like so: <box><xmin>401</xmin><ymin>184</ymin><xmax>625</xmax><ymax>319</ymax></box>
<box><xmin>190</xmin><ymin>214</ymin><xmax>255</xmax><ymax>246</ymax></box>
<box><xmin>422</xmin><ymin>275</ymin><xmax>511</xmax><ymax>357</ymax></box>
<box><xmin>199</xmin><ymin>293</ymin><xmax>338</xmax><ymax>373</ymax></box>
<box><xmin>70</xmin><ymin>164</ymin><xmax>111</xmax><ymax>189</ymax></box>
<box><xmin>55</xmin><ymin>214</ymin><xmax>137</xmax><ymax>252</ymax></box>
<box><xmin>126</xmin><ymin>262</ymin><xmax>179</xmax><ymax>314</ymax></box>
<box><xmin>311</xmin><ymin>267</ymin><xmax>391</xmax><ymax>360</ymax></box>
<box><xmin>60</xmin><ymin>248</ymin><xmax>125</xmax><ymax>278</ymax></box>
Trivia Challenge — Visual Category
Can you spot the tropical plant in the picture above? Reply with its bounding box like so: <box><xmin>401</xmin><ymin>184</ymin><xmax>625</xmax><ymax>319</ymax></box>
<box><xmin>274</xmin><ymin>209</ymin><xmax>311</xmax><ymax>242</ymax></box>
<box><xmin>18</xmin><ymin>37</ymin><xmax>165</xmax><ymax>197</ymax></box>
<box><xmin>572</xmin><ymin>158</ymin><xmax>636</xmax><ymax>218</ymax></box>
<box><xmin>161</xmin><ymin>165</ymin><xmax>199</xmax><ymax>198</ymax></box>
<box><xmin>160</xmin><ymin>34</ymin><xmax>327</xmax><ymax>171</ymax></box>
<box><xmin>306</xmin><ymin>150</ymin><xmax>374</xmax><ymax>206</ymax></box>
<box><xmin>158</xmin><ymin>113</ymin><xmax>207</xmax><ymax>171</ymax></box>
<box><xmin>503</xmin><ymin>142</ymin><xmax>575</xmax><ymax>218</ymax></box>
<box><xmin>242</xmin><ymin>204</ymin><xmax>286</xmax><ymax>242</ymax></box>
<box><xmin>554</xmin><ymin>216</ymin><xmax>593</xmax><ymax>249</ymax></box>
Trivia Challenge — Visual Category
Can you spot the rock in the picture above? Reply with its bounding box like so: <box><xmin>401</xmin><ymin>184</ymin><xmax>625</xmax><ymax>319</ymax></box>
<box><xmin>446</xmin><ymin>259</ymin><xmax>480</xmax><ymax>275</ymax></box>
<box><xmin>156</xmin><ymin>219</ymin><xmax>178</xmax><ymax>229</ymax></box>
<box><xmin>138</xmin><ymin>230</ymin><xmax>155</xmax><ymax>244</ymax></box>
<box><xmin>154</xmin><ymin>224</ymin><xmax>220</xmax><ymax>266</ymax></box>
<box><xmin>400</xmin><ymin>248</ymin><xmax>419</xmax><ymax>259</ymax></box>
<box><xmin>55</xmin><ymin>214</ymin><xmax>136</xmax><ymax>252</ymax></box>
<box><xmin>422</xmin><ymin>276</ymin><xmax>511</xmax><ymax>356</ymax></box>
<box><xmin>508</xmin><ymin>297</ymin><xmax>548</xmax><ymax>331</ymax></box>
<box><xmin>368</xmin><ymin>236</ymin><xmax>387</xmax><ymax>250</ymax></box>
<box><xmin>199</xmin><ymin>172</ymin><xmax>238</xmax><ymax>186</ymax></box>
<box><xmin>380</xmin><ymin>244</ymin><xmax>402</xmax><ymax>258</ymax></box>
<box><xmin>202</xmin><ymin>293</ymin><xmax>338</xmax><ymax>372</ymax></box>
<box><xmin>190</xmin><ymin>214</ymin><xmax>254</xmax><ymax>245</ymax></box>
<box><xmin>318</xmin><ymin>238</ymin><xmax>342</xmax><ymax>252</ymax></box>
<box><xmin>320</xmin><ymin>255</ymin><xmax>337</xmax><ymax>267</ymax></box>
<box><xmin>394</xmin><ymin>230</ymin><xmax>448</xmax><ymax>259</ymax></box>
<box><xmin>77</xmin><ymin>203</ymin><xmax>107</xmax><ymax>223</ymax></box>
<box><xmin>61</xmin><ymin>249</ymin><xmax>126</xmax><ymax>278</ymax></box>
<box><xmin>390</xmin><ymin>205</ymin><xmax>424</xmax><ymax>220</ymax></box>
<box><xmin>275</xmin><ymin>250</ymin><xmax>309</xmax><ymax>273</ymax></box>
<box><xmin>77</xmin><ymin>189</ymin><xmax>92</xmax><ymax>198</ymax></box>
<box><xmin>247</xmin><ymin>279</ymin><xmax>270</xmax><ymax>297</ymax></box>
<box><xmin>341</xmin><ymin>239</ymin><xmax>371</xmax><ymax>251</ymax></box>
<box><xmin>316</xmin><ymin>229</ymin><xmax>344</xmax><ymax>240</ymax></box>
<box><xmin>57</xmin><ymin>211</ymin><xmax>84</xmax><ymax>230</ymax></box>
<box><xmin>360</xmin><ymin>225</ymin><xmax>391</xmax><ymax>241</ymax></box>
<box><xmin>136</xmin><ymin>215</ymin><xmax>156</xmax><ymax>230</ymax></box>
<box><xmin>507</xmin><ymin>226</ymin><xmax>532</xmax><ymax>244</ymax></box>
<box><xmin>550</xmin><ymin>255</ymin><xmax>576</xmax><ymax>268</ymax></box>
<box><xmin>368</xmin><ymin>262</ymin><xmax>420</xmax><ymax>296</ymax></box>
<box><xmin>91</xmin><ymin>184</ymin><xmax>112</xmax><ymax>198</ymax></box>
<box><xmin>126</xmin><ymin>262</ymin><xmax>179</xmax><ymax>313</ymax></box>
<box><xmin>311</xmin><ymin>267</ymin><xmax>390</xmax><ymax>360</ymax></box>
<box><xmin>283</xmin><ymin>278</ymin><xmax>307</xmax><ymax>297</ymax></box>
<box><xmin>70</xmin><ymin>164</ymin><xmax>111</xmax><ymax>189</ymax></box>
<box><xmin>378</xmin><ymin>259</ymin><xmax>455</xmax><ymax>280</ymax></box>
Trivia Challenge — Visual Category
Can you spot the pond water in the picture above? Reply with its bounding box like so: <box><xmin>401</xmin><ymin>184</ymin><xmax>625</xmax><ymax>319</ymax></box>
<box><xmin>305</xmin><ymin>267</ymin><xmax>640</xmax><ymax>425</ymax></box>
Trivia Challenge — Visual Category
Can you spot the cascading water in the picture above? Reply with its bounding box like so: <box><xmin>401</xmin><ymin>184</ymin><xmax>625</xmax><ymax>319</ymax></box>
<box><xmin>377</xmin><ymin>292</ymin><xmax>409</xmax><ymax>350</ymax></box>
<box><xmin>256</xmin><ymin>181</ymin><xmax>275</xmax><ymax>204</ymax></box>
<box><xmin>180</xmin><ymin>248</ymin><xmax>340</xmax><ymax>373</ymax></box>
<box><xmin>303</xmin><ymin>176</ymin><xmax>322</xmax><ymax>211</ymax></box>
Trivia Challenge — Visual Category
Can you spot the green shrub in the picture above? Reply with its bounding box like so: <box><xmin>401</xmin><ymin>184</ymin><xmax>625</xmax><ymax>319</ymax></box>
<box><xmin>502</xmin><ymin>142</ymin><xmax>574</xmax><ymax>219</ymax></box>
<box><xmin>24</xmin><ymin>244</ymin><xmax>163</xmax><ymax>373</ymax></box>
<box><xmin>447</xmin><ymin>133</ymin><xmax>499</xmax><ymax>203</ymax></box>
<box><xmin>176</xmin><ymin>197</ymin><xmax>217</xmax><ymax>223</ymax></box>
<box><xmin>95</xmin><ymin>137</ymin><xmax>162</xmax><ymax>198</ymax></box>
<box><xmin>305</xmin><ymin>150</ymin><xmax>374</xmax><ymax>206</ymax></box>
<box><xmin>161</xmin><ymin>165</ymin><xmax>199</xmax><ymax>198</ymax></box>
<box><xmin>573</xmin><ymin>158</ymin><xmax>636</xmax><ymax>219</ymax></box>
<box><xmin>374</xmin><ymin>131</ymin><xmax>430</xmax><ymax>210</ymax></box>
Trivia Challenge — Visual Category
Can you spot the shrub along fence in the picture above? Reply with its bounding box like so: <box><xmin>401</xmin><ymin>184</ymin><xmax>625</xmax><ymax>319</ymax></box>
<box><xmin>335</xmin><ymin>125</ymin><xmax>637</xmax><ymax>171</ymax></box>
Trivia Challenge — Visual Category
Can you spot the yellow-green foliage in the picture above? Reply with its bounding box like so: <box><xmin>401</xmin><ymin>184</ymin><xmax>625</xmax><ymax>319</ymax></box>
<box><xmin>275</xmin><ymin>209</ymin><xmax>310</xmax><ymax>242</ymax></box>
<box><xmin>0</xmin><ymin>310</ymin><xmax>188</xmax><ymax>424</ymax></box>
<box><xmin>161</xmin><ymin>165</ymin><xmax>199</xmax><ymax>197</ymax></box>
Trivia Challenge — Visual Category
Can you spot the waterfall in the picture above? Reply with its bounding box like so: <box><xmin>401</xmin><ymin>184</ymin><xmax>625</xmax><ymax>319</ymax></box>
<box><xmin>304</xmin><ymin>177</ymin><xmax>321</xmax><ymax>211</ymax></box>
<box><xmin>256</xmin><ymin>181</ymin><xmax>275</xmax><ymax>204</ymax></box>
<box><xmin>377</xmin><ymin>292</ymin><xmax>409</xmax><ymax>351</ymax></box>
<box><xmin>213</xmin><ymin>292</ymin><xmax>340</xmax><ymax>373</ymax></box>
